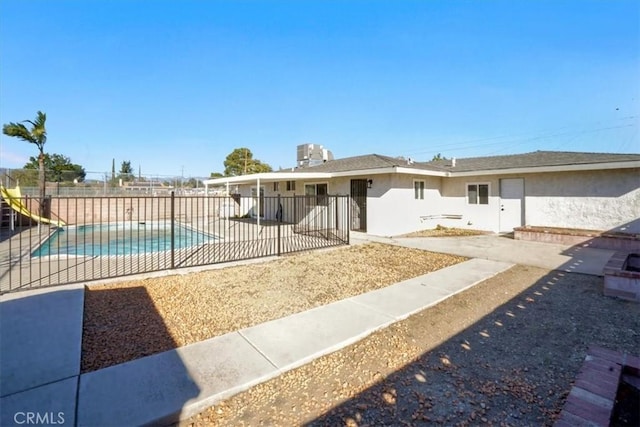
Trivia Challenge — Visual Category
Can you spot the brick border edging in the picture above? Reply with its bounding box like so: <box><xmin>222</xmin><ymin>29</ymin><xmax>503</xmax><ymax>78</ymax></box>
<box><xmin>555</xmin><ymin>346</ymin><xmax>640</xmax><ymax>426</ymax></box>
<box><xmin>514</xmin><ymin>229</ymin><xmax>640</xmax><ymax>252</ymax></box>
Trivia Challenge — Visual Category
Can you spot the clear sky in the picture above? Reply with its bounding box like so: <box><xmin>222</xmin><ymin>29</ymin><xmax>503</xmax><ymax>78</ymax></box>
<box><xmin>1</xmin><ymin>0</ymin><xmax>638</xmax><ymax>180</ymax></box>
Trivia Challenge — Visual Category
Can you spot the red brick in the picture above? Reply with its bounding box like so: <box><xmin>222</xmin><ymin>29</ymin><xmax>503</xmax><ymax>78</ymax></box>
<box><xmin>574</xmin><ymin>379</ymin><xmax>618</xmax><ymax>400</ymax></box>
<box><xmin>623</xmin><ymin>354</ymin><xmax>640</xmax><ymax>370</ymax></box>
<box><xmin>563</xmin><ymin>399</ymin><xmax>611</xmax><ymax>426</ymax></box>
<box><xmin>588</xmin><ymin>347</ymin><xmax>625</xmax><ymax>363</ymax></box>
<box><xmin>556</xmin><ymin>410</ymin><xmax>607</xmax><ymax>427</ymax></box>
<box><xmin>568</xmin><ymin>388</ymin><xmax>614</xmax><ymax>410</ymax></box>
<box><xmin>576</xmin><ymin>368</ymin><xmax>620</xmax><ymax>387</ymax></box>
<box><xmin>579</xmin><ymin>362</ymin><xmax>620</xmax><ymax>377</ymax></box>
<box><xmin>578</xmin><ymin>364</ymin><xmax>622</xmax><ymax>383</ymax></box>
<box><xmin>583</xmin><ymin>358</ymin><xmax>622</xmax><ymax>376</ymax></box>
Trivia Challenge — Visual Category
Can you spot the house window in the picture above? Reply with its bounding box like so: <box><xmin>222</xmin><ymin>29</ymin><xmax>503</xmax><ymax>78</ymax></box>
<box><xmin>414</xmin><ymin>180</ymin><xmax>425</xmax><ymax>200</ymax></box>
<box><xmin>467</xmin><ymin>183</ymin><xmax>489</xmax><ymax>205</ymax></box>
<box><xmin>273</xmin><ymin>182</ymin><xmax>280</xmax><ymax>192</ymax></box>
<box><xmin>305</xmin><ymin>183</ymin><xmax>328</xmax><ymax>205</ymax></box>
<box><xmin>286</xmin><ymin>180</ymin><xmax>296</xmax><ymax>191</ymax></box>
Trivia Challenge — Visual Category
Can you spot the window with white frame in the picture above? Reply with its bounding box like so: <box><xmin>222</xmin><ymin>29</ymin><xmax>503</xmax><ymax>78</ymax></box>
<box><xmin>273</xmin><ymin>182</ymin><xmax>280</xmax><ymax>192</ymax></box>
<box><xmin>286</xmin><ymin>180</ymin><xmax>296</xmax><ymax>191</ymax></box>
<box><xmin>414</xmin><ymin>180</ymin><xmax>425</xmax><ymax>200</ymax></box>
<box><xmin>467</xmin><ymin>183</ymin><xmax>489</xmax><ymax>205</ymax></box>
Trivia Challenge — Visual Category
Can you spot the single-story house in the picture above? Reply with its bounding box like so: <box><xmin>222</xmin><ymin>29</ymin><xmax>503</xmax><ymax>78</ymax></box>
<box><xmin>203</xmin><ymin>151</ymin><xmax>640</xmax><ymax>236</ymax></box>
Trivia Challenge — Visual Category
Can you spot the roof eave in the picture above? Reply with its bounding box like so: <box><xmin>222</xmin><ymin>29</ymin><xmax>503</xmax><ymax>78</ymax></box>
<box><xmin>202</xmin><ymin>171</ymin><xmax>332</xmax><ymax>186</ymax></box>
<box><xmin>446</xmin><ymin>160</ymin><xmax>640</xmax><ymax>177</ymax></box>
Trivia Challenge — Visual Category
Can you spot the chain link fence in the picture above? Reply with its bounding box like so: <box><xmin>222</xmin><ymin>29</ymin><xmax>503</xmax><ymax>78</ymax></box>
<box><xmin>1</xmin><ymin>168</ymin><xmax>209</xmax><ymax>197</ymax></box>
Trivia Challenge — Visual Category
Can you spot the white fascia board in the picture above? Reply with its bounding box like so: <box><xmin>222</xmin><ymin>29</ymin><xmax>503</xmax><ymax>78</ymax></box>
<box><xmin>328</xmin><ymin>167</ymin><xmax>396</xmax><ymax>178</ymax></box>
<box><xmin>394</xmin><ymin>167</ymin><xmax>449</xmax><ymax>177</ymax></box>
<box><xmin>328</xmin><ymin>167</ymin><xmax>448</xmax><ymax>178</ymax></box>
<box><xmin>446</xmin><ymin>161</ymin><xmax>640</xmax><ymax>177</ymax></box>
<box><xmin>202</xmin><ymin>172</ymin><xmax>332</xmax><ymax>186</ymax></box>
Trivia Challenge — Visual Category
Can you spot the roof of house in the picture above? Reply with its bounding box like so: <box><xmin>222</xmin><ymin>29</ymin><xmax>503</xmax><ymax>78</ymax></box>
<box><xmin>295</xmin><ymin>150</ymin><xmax>640</xmax><ymax>174</ymax></box>
<box><xmin>294</xmin><ymin>153</ymin><xmax>444</xmax><ymax>173</ymax></box>
<box><xmin>203</xmin><ymin>150</ymin><xmax>639</xmax><ymax>186</ymax></box>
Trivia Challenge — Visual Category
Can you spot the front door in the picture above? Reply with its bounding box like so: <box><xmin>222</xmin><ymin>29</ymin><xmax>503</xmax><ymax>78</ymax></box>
<box><xmin>350</xmin><ymin>179</ymin><xmax>367</xmax><ymax>232</ymax></box>
<box><xmin>499</xmin><ymin>178</ymin><xmax>524</xmax><ymax>233</ymax></box>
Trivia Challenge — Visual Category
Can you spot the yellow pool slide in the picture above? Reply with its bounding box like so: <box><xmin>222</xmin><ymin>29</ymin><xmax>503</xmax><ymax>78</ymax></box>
<box><xmin>0</xmin><ymin>185</ymin><xmax>66</xmax><ymax>227</ymax></box>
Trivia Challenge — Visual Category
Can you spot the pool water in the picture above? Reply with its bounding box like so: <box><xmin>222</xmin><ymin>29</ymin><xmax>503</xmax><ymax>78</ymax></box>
<box><xmin>32</xmin><ymin>222</ymin><xmax>217</xmax><ymax>257</ymax></box>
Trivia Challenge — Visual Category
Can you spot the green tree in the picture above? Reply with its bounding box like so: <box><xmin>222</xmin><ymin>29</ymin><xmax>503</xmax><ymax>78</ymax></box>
<box><xmin>2</xmin><ymin>111</ymin><xmax>48</xmax><ymax>213</ymax></box>
<box><xmin>223</xmin><ymin>148</ymin><xmax>273</xmax><ymax>176</ymax></box>
<box><xmin>432</xmin><ymin>153</ymin><xmax>448</xmax><ymax>161</ymax></box>
<box><xmin>184</xmin><ymin>178</ymin><xmax>202</xmax><ymax>188</ymax></box>
<box><xmin>210</xmin><ymin>172</ymin><xmax>224</xmax><ymax>178</ymax></box>
<box><xmin>24</xmin><ymin>153</ymin><xmax>86</xmax><ymax>183</ymax></box>
<box><xmin>118</xmin><ymin>160</ymin><xmax>134</xmax><ymax>182</ymax></box>
<box><xmin>9</xmin><ymin>169</ymin><xmax>39</xmax><ymax>187</ymax></box>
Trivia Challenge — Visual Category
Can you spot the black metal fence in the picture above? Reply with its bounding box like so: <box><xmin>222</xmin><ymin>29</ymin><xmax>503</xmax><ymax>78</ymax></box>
<box><xmin>0</xmin><ymin>193</ymin><xmax>350</xmax><ymax>293</ymax></box>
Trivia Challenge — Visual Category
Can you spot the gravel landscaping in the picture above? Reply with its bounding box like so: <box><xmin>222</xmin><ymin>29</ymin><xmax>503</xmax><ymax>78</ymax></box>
<box><xmin>178</xmin><ymin>265</ymin><xmax>640</xmax><ymax>426</ymax></box>
<box><xmin>81</xmin><ymin>243</ymin><xmax>467</xmax><ymax>373</ymax></box>
<box><xmin>401</xmin><ymin>226</ymin><xmax>490</xmax><ymax>238</ymax></box>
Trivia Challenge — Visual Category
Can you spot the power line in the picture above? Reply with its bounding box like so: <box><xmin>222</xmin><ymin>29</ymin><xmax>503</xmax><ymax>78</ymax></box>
<box><xmin>406</xmin><ymin>123</ymin><xmax>636</xmax><ymax>158</ymax></box>
<box><xmin>401</xmin><ymin>117</ymin><xmax>638</xmax><ymax>157</ymax></box>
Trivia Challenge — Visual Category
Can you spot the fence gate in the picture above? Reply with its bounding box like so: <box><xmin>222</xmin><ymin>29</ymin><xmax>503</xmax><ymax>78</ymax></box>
<box><xmin>350</xmin><ymin>179</ymin><xmax>367</xmax><ymax>232</ymax></box>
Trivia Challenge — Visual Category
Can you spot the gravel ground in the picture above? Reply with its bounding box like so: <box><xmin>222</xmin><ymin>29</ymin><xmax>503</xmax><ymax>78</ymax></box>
<box><xmin>401</xmin><ymin>226</ymin><xmax>489</xmax><ymax>238</ymax></box>
<box><xmin>178</xmin><ymin>265</ymin><xmax>639</xmax><ymax>427</ymax></box>
<box><xmin>82</xmin><ymin>243</ymin><xmax>466</xmax><ymax>372</ymax></box>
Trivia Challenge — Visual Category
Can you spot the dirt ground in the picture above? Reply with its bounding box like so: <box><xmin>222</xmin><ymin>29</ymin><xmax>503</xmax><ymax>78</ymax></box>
<box><xmin>401</xmin><ymin>225</ymin><xmax>489</xmax><ymax>238</ymax></box>
<box><xmin>178</xmin><ymin>264</ymin><xmax>639</xmax><ymax>427</ymax></box>
<box><xmin>82</xmin><ymin>243</ymin><xmax>466</xmax><ymax>372</ymax></box>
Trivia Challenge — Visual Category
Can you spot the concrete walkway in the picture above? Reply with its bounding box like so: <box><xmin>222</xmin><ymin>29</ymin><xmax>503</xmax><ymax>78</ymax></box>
<box><xmin>0</xmin><ymin>235</ymin><xmax>614</xmax><ymax>426</ymax></box>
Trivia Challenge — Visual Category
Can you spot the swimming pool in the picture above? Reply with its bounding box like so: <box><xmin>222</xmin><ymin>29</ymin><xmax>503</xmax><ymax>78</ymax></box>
<box><xmin>32</xmin><ymin>222</ymin><xmax>217</xmax><ymax>257</ymax></box>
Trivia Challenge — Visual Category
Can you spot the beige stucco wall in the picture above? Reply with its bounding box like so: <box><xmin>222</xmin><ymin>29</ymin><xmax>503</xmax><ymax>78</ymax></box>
<box><xmin>523</xmin><ymin>168</ymin><xmax>640</xmax><ymax>232</ymax></box>
<box><xmin>438</xmin><ymin>168</ymin><xmax>640</xmax><ymax>233</ymax></box>
<box><xmin>231</xmin><ymin>167</ymin><xmax>640</xmax><ymax>236</ymax></box>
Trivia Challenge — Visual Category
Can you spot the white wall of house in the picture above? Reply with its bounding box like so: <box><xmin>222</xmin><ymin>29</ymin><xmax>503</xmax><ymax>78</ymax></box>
<box><xmin>436</xmin><ymin>176</ymin><xmax>502</xmax><ymax>232</ymax></box>
<box><xmin>437</xmin><ymin>168</ymin><xmax>640</xmax><ymax>233</ymax></box>
<box><xmin>365</xmin><ymin>174</ymin><xmax>442</xmax><ymax>236</ymax></box>
<box><xmin>523</xmin><ymin>168</ymin><xmax>640</xmax><ymax>232</ymax></box>
<box><xmin>223</xmin><ymin>166</ymin><xmax>640</xmax><ymax>236</ymax></box>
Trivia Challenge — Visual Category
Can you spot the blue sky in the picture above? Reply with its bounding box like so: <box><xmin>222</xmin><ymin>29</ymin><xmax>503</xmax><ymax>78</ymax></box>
<box><xmin>1</xmin><ymin>0</ymin><xmax>638</xmax><ymax>179</ymax></box>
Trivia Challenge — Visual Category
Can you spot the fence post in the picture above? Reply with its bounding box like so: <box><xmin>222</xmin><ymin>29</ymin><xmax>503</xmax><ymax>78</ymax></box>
<box><xmin>170</xmin><ymin>191</ymin><xmax>175</xmax><ymax>269</ymax></box>
<box><xmin>346</xmin><ymin>195</ymin><xmax>350</xmax><ymax>245</ymax></box>
<box><xmin>276</xmin><ymin>194</ymin><xmax>283</xmax><ymax>256</ymax></box>
<box><xmin>335</xmin><ymin>196</ymin><xmax>338</xmax><ymax>239</ymax></box>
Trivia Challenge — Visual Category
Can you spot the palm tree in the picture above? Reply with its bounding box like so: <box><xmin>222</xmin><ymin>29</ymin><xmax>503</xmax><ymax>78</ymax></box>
<box><xmin>3</xmin><ymin>111</ymin><xmax>48</xmax><ymax>215</ymax></box>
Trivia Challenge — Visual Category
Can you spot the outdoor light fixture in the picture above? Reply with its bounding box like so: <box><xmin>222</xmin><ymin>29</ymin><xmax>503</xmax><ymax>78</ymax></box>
<box><xmin>367</xmin><ymin>179</ymin><xmax>373</xmax><ymax>189</ymax></box>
